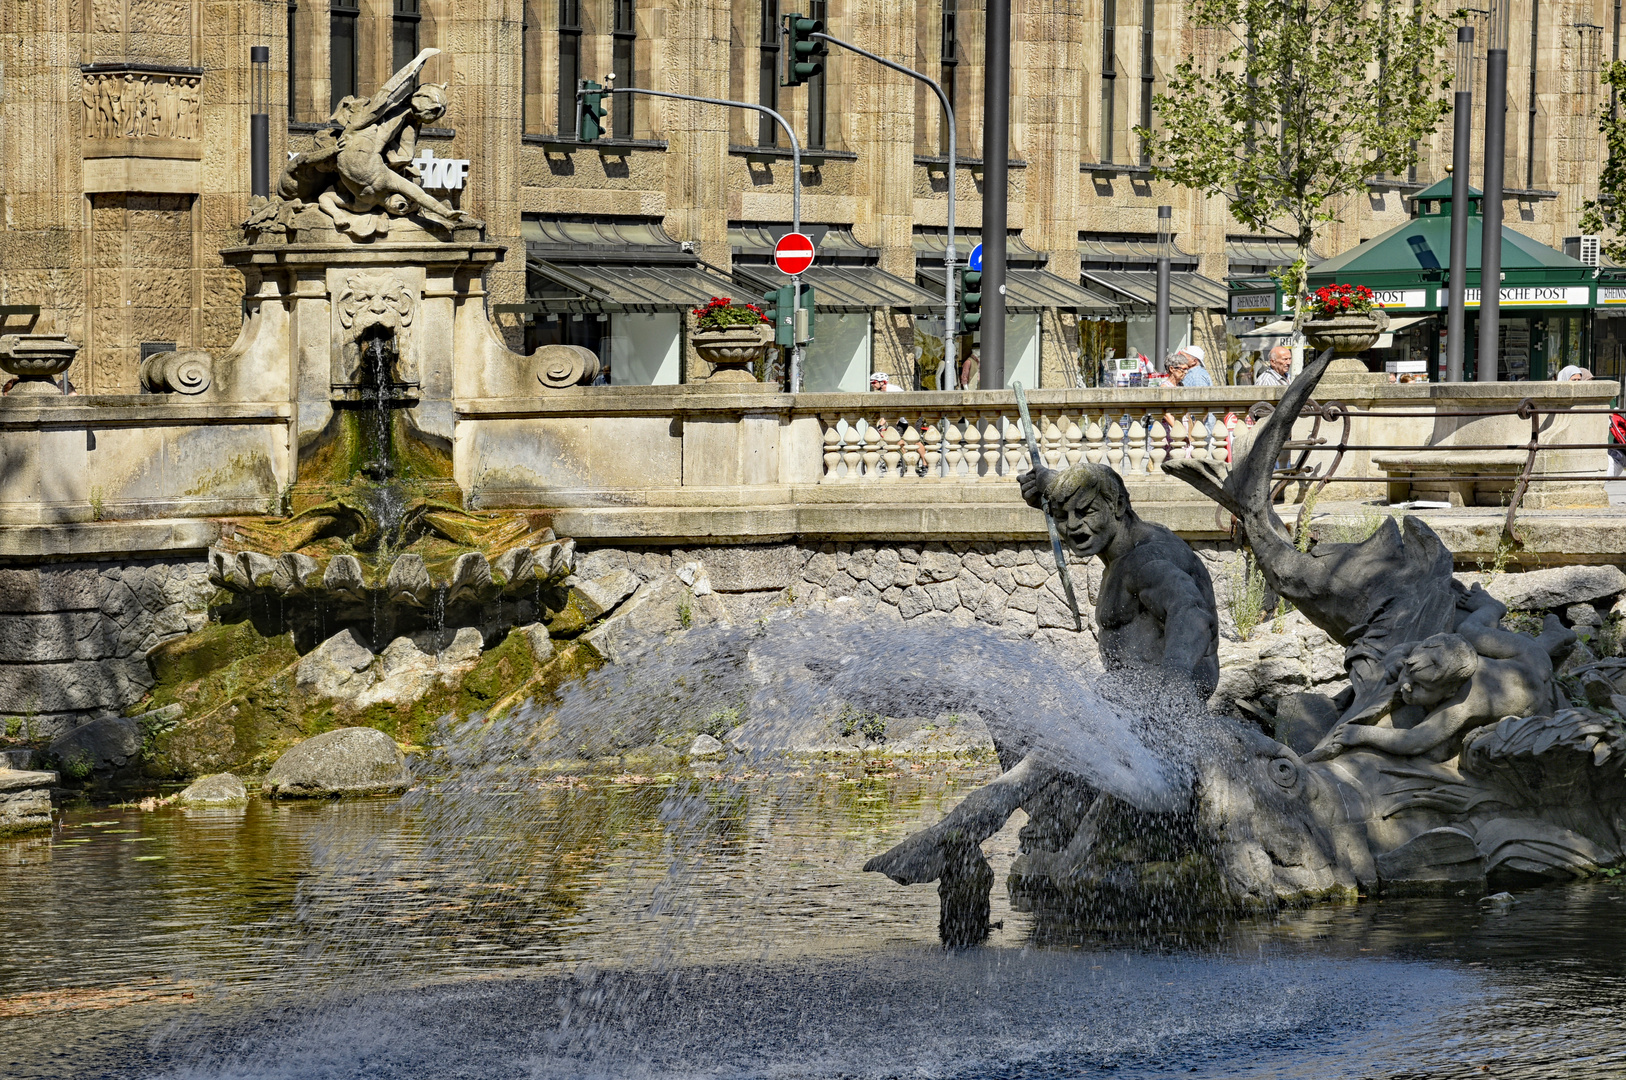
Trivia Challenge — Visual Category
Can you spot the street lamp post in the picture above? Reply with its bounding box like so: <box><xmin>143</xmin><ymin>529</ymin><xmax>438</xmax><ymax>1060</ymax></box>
<box><xmin>1154</xmin><ymin>205</ymin><xmax>1172</xmax><ymax>372</ymax></box>
<box><xmin>1445</xmin><ymin>25</ymin><xmax>1474</xmax><ymax>383</ymax></box>
<box><xmin>809</xmin><ymin>30</ymin><xmax>957</xmax><ymax>390</ymax></box>
<box><xmin>980</xmin><ymin>0</ymin><xmax>1010</xmax><ymax>389</ymax></box>
<box><xmin>250</xmin><ymin>46</ymin><xmax>271</xmax><ymax>199</ymax></box>
<box><xmin>598</xmin><ymin>86</ymin><xmax>805</xmax><ymax>389</ymax></box>
<box><xmin>1477</xmin><ymin>4</ymin><xmax>1510</xmax><ymax>382</ymax></box>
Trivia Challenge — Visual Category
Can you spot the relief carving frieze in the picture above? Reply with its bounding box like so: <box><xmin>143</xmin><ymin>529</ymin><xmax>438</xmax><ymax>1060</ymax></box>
<box><xmin>81</xmin><ymin>68</ymin><xmax>202</xmax><ymax>142</ymax></box>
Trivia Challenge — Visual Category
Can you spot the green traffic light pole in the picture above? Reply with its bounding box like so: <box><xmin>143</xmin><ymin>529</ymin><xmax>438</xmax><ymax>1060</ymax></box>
<box><xmin>807</xmin><ymin>29</ymin><xmax>958</xmax><ymax>389</ymax></box>
<box><xmin>579</xmin><ymin>81</ymin><xmax>806</xmax><ymax>390</ymax></box>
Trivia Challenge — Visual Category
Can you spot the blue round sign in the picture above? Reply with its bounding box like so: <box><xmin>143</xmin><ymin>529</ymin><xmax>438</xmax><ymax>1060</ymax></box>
<box><xmin>968</xmin><ymin>243</ymin><xmax>983</xmax><ymax>272</ymax></box>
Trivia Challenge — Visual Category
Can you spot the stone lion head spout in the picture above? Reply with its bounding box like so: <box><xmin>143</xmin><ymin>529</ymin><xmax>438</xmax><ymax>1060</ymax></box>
<box><xmin>337</xmin><ymin>272</ymin><xmax>415</xmax><ymax>340</ymax></box>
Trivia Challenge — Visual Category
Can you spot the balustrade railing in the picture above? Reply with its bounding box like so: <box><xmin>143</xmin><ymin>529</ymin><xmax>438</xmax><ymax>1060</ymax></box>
<box><xmin>816</xmin><ymin>407</ymin><xmax>1234</xmax><ymax>482</ymax></box>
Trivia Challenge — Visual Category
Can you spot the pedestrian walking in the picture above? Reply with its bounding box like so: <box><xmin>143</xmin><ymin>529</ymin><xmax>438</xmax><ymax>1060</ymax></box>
<box><xmin>1255</xmin><ymin>346</ymin><xmax>1293</xmax><ymax>386</ymax></box>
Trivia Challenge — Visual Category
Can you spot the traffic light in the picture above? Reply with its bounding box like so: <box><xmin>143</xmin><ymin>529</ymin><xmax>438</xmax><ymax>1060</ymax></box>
<box><xmin>577</xmin><ymin>80</ymin><xmax>608</xmax><ymax>142</ymax></box>
<box><xmin>957</xmin><ymin>268</ymin><xmax>982</xmax><ymax>334</ymax></box>
<box><xmin>763</xmin><ymin>285</ymin><xmax>795</xmax><ymax>347</ymax></box>
<box><xmin>762</xmin><ymin>285</ymin><xmax>816</xmax><ymax>346</ymax></box>
<box><xmin>784</xmin><ymin>14</ymin><xmax>826</xmax><ymax>86</ymax></box>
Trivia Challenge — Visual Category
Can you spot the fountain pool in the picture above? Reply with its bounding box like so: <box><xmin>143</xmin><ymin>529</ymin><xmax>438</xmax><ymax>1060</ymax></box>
<box><xmin>6</xmin><ymin>763</ymin><xmax>1626</xmax><ymax>1080</ymax></box>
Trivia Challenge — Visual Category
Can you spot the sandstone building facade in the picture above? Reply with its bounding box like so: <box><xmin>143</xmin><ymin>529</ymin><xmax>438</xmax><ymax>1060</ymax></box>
<box><xmin>0</xmin><ymin>0</ymin><xmax>1617</xmax><ymax>392</ymax></box>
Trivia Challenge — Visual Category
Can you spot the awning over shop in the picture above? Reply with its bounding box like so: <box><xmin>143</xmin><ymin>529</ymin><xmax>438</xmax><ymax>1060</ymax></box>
<box><xmin>523</xmin><ymin>258</ymin><xmax>739</xmax><ymax>313</ymax></box>
<box><xmin>1079</xmin><ymin>235</ymin><xmax>1201</xmax><ymax>271</ymax></box>
<box><xmin>1081</xmin><ymin>269</ymin><xmax>1229</xmax><ymax>311</ymax></box>
<box><xmin>521</xmin><ymin>217</ymin><xmax>693</xmax><ymax>264</ymax></box>
<box><xmin>914</xmin><ymin>228</ymin><xmax>1047</xmax><ymax>266</ymax></box>
<box><xmin>730</xmin><ymin>224</ymin><xmax>878</xmax><ymax>265</ymax></box>
<box><xmin>733</xmin><ymin>264</ymin><xmax>939</xmax><ymax>312</ymax></box>
<box><xmin>1227</xmin><ymin>239</ymin><xmax>1324</xmax><ymax>275</ymax></box>
<box><xmin>917</xmin><ymin>267</ymin><xmax>1119</xmax><ymax>313</ymax></box>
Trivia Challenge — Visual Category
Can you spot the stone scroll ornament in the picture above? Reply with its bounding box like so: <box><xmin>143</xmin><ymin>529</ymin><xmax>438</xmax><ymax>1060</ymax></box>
<box><xmin>863</xmin><ymin>348</ymin><xmax>1626</xmax><ymax>938</ymax></box>
<box><xmin>247</xmin><ymin>48</ymin><xmax>482</xmax><ymax>239</ymax></box>
<box><xmin>138</xmin><ymin>349</ymin><xmax>212</xmax><ymax>395</ymax></box>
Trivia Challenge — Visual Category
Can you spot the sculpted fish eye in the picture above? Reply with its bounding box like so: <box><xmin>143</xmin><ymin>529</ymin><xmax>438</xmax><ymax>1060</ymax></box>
<box><xmin>1269</xmin><ymin>758</ymin><xmax>1298</xmax><ymax>788</ymax></box>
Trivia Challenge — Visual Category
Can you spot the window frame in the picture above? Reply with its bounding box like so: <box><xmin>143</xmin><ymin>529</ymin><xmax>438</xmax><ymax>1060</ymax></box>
<box><xmin>611</xmin><ymin>0</ymin><xmax>635</xmax><ymax>139</ymax></box>
<box><xmin>558</xmin><ymin>0</ymin><xmax>583</xmax><ymax>138</ymax></box>
<box><xmin>759</xmin><ymin>0</ymin><xmax>780</xmax><ymax>147</ymax></box>
<box><xmin>330</xmin><ymin>0</ymin><xmax>361</xmax><ymax>112</ymax></box>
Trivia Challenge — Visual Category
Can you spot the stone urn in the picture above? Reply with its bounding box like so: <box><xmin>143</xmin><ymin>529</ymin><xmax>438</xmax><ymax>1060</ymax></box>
<box><xmin>693</xmin><ymin>327</ymin><xmax>768</xmax><ymax>383</ymax></box>
<box><xmin>0</xmin><ymin>334</ymin><xmax>79</xmax><ymax>395</ymax></box>
<box><xmin>1302</xmin><ymin>310</ymin><xmax>1390</xmax><ymax>355</ymax></box>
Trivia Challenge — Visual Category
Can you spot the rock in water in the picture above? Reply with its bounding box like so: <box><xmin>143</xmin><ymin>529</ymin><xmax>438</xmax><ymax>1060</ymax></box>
<box><xmin>262</xmin><ymin>727</ymin><xmax>412</xmax><ymax>798</ymax></box>
<box><xmin>176</xmin><ymin>772</ymin><xmax>248</xmax><ymax>804</ymax></box>
<box><xmin>47</xmin><ymin>716</ymin><xmax>141</xmax><ymax>775</ymax></box>
<box><xmin>688</xmin><ymin>733</ymin><xmax>725</xmax><ymax>759</ymax></box>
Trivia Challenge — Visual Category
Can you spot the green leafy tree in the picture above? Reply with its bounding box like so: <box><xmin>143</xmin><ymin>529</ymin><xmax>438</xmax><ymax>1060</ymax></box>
<box><xmin>1139</xmin><ymin>0</ymin><xmax>1454</xmax><ymax>322</ymax></box>
<box><xmin>1578</xmin><ymin>62</ymin><xmax>1626</xmax><ymax>265</ymax></box>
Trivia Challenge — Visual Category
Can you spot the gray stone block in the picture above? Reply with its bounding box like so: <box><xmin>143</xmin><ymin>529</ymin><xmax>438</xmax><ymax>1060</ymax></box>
<box><xmin>1487</xmin><ymin>565</ymin><xmax>1626</xmax><ymax>612</ymax></box>
<box><xmin>0</xmin><ymin>566</ymin><xmax>102</xmax><ymax>614</ymax></box>
<box><xmin>0</xmin><ymin>661</ymin><xmax>141</xmax><ymax>713</ymax></box>
<box><xmin>700</xmin><ymin>543</ymin><xmax>800</xmax><ymax>592</ymax></box>
<box><xmin>0</xmin><ymin>612</ymin><xmax>119</xmax><ymax>662</ymax></box>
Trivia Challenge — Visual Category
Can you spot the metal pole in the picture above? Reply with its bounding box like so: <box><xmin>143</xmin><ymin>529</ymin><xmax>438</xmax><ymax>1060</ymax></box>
<box><xmin>250</xmin><ymin>45</ymin><xmax>270</xmax><ymax>199</ymax></box>
<box><xmin>1154</xmin><ymin>205</ymin><xmax>1171</xmax><ymax>373</ymax></box>
<box><xmin>606</xmin><ymin>86</ymin><xmax>803</xmax><ymax>387</ymax></box>
<box><xmin>1446</xmin><ymin>25</ymin><xmax>1474</xmax><ymax>383</ymax></box>
<box><xmin>979</xmin><ymin>0</ymin><xmax>1010</xmax><ymax>389</ymax></box>
<box><xmin>811</xmin><ymin>33</ymin><xmax>957</xmax><ymax>390</ymax></box>
<box><xmin>1477</xmin><ymin>29</ymin><xmax>1509</xmax><ymax>382</ymax></box>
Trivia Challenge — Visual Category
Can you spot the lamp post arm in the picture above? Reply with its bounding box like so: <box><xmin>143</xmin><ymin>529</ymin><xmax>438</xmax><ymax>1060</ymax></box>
<box><xmin>600</xmin><ymin>86</ymin><xmax>805</xmax><ymax>389</ymax></box>
<box><xmin>812</xmin><ymin>32</ymin><xmax>957</xmax><ymax>388</ymax></box>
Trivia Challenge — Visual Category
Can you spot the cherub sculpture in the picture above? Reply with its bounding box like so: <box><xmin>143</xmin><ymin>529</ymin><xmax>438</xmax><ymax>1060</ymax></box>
<box><xmin>1306</xmin><ymin>596</ymin><xmax>1576</xmax><ymax>763</ymax></box>
<box><xmin>265</xmin><ymin>49</ymin><xmax>476</xmax><ymax>238</ymax></box>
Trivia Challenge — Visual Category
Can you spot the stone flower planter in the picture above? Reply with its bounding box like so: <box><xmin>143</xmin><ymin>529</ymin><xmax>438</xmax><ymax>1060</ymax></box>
<box><xmin>693</xmin><ymin>327</ymin><xmax>768</xmax><ymax>383</ymax></box>
<box><xmin>0</xmin><ymin>334</ymin><xmax>79</xmax><ymax>395</ymax></box>
<box><xmin>1302</xmin><ymin>310</ymin><xmax>1390</xmax><ymax>355</ymax></box>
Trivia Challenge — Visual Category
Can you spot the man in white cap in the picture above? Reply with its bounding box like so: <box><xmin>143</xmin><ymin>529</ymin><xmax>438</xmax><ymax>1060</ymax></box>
<box><xmin>1168</xmin><ymin>346</ymin><xmax>1213</xmax><ymax>387</ymax></box>
<box><xmin>870</xmin><ymin>371</ymin><xmax>906</xmax><ymax>392</ymax></box>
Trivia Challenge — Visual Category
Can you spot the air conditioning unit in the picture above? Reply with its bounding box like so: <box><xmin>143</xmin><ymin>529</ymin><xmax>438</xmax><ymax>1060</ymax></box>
<box><xmin>1579</xmin><ymin>234</ymin><xmax>1602</xmax><ymax>267</ymax></box>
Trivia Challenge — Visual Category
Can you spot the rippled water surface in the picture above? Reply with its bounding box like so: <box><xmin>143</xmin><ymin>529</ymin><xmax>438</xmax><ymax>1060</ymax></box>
<box><xmin>4</xmin><ymin>762</ymin><xmax>1625</xmax><ymax>1079</ymax></box>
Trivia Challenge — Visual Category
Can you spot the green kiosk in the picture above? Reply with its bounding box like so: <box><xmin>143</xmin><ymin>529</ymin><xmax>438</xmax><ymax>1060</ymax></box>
<box><xmin>1229</xmin><ymin>180</ymin><xmax>1603</xmax><ymax>382</ymax></box>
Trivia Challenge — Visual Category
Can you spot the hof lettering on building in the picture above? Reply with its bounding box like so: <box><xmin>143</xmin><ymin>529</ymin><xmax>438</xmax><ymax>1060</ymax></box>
<box><xmin>411</xmin><ymin>149</ymin><xmax>470</xmax><ymax>192</ymax></box>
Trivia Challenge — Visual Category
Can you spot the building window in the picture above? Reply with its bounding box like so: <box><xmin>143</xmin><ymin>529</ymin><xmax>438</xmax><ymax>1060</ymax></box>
<box><xmin>330</xmin><ymin>0</ymin><xmax>359</xmax><ymax>111</ymax></box>
<box><xmin>287</xmin><ymin>2</ymin><xmax>299</xmax><ymax>120</ymax></box>
<box><xmin>612</xmin><ymin>0</ymin><xmax>635</xmax><ymax>139</ymax></box>
<box><xmin>1525</xmin><ymin>0</ymin><xmax>1539</xmax><ymax>188</ymax></box>
<box><xmin>759</xmin><ymin>0</ymin><xmax>779</xmax><ymax>146</ymax></box>
<box><xmin>1100</xmin><ymin>0</ymin><xmax>1117</xmax><ymax>163</ymax></box>
<box><xmin>559</xmin><ymin>0</ymin><xmax>582</xmax><ymax>137</ymax></box>
<box><xmin>806</xmin><ymin>0</ymin><xmax>827</xmax><ymax>148</ymax></box>
<box><xmin>940</xmin><ymin>0</ymin><xmax>957</xmax><ymax>156</ymax></box>
<box><xmin>1138</xmin><ymin>0</ymin><xmax>1154</xmax><ymax>164</ymax></box>
<box><xmin>393</xmin><ymin>0</ymin><xmax>421</xmax><ymax>75</ymax></box>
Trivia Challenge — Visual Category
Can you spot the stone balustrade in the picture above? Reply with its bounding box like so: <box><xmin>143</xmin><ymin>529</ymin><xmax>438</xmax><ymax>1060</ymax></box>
<box><xmin>0</xmin><ymin>378</ymin><xmax>1616</xmax><ymax>559</ymax></box>
<box><xmin>813</xmin><ymin>405</ymin><xmax>1240</xmax><ymax>483</ymax></box>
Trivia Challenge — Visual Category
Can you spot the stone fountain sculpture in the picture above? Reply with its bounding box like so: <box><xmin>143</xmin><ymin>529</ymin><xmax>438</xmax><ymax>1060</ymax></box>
<box><xmin>865</xmin><ymin>346</ymin><xmax>1626</xmax><ymax>939</ymax></box>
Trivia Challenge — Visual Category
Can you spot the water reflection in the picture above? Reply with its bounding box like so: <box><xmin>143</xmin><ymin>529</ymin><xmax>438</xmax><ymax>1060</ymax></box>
<box><xmin>3</xmin><ymin>762</ymin><xmax>1625</xmax><ymax>1079</ymax></box>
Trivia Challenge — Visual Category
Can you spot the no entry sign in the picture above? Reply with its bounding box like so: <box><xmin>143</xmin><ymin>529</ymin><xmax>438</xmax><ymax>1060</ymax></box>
<box><xmin>774</xmin><ymin>232</ymin><xmax>816</xmax><ymax>275</ymax></box>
